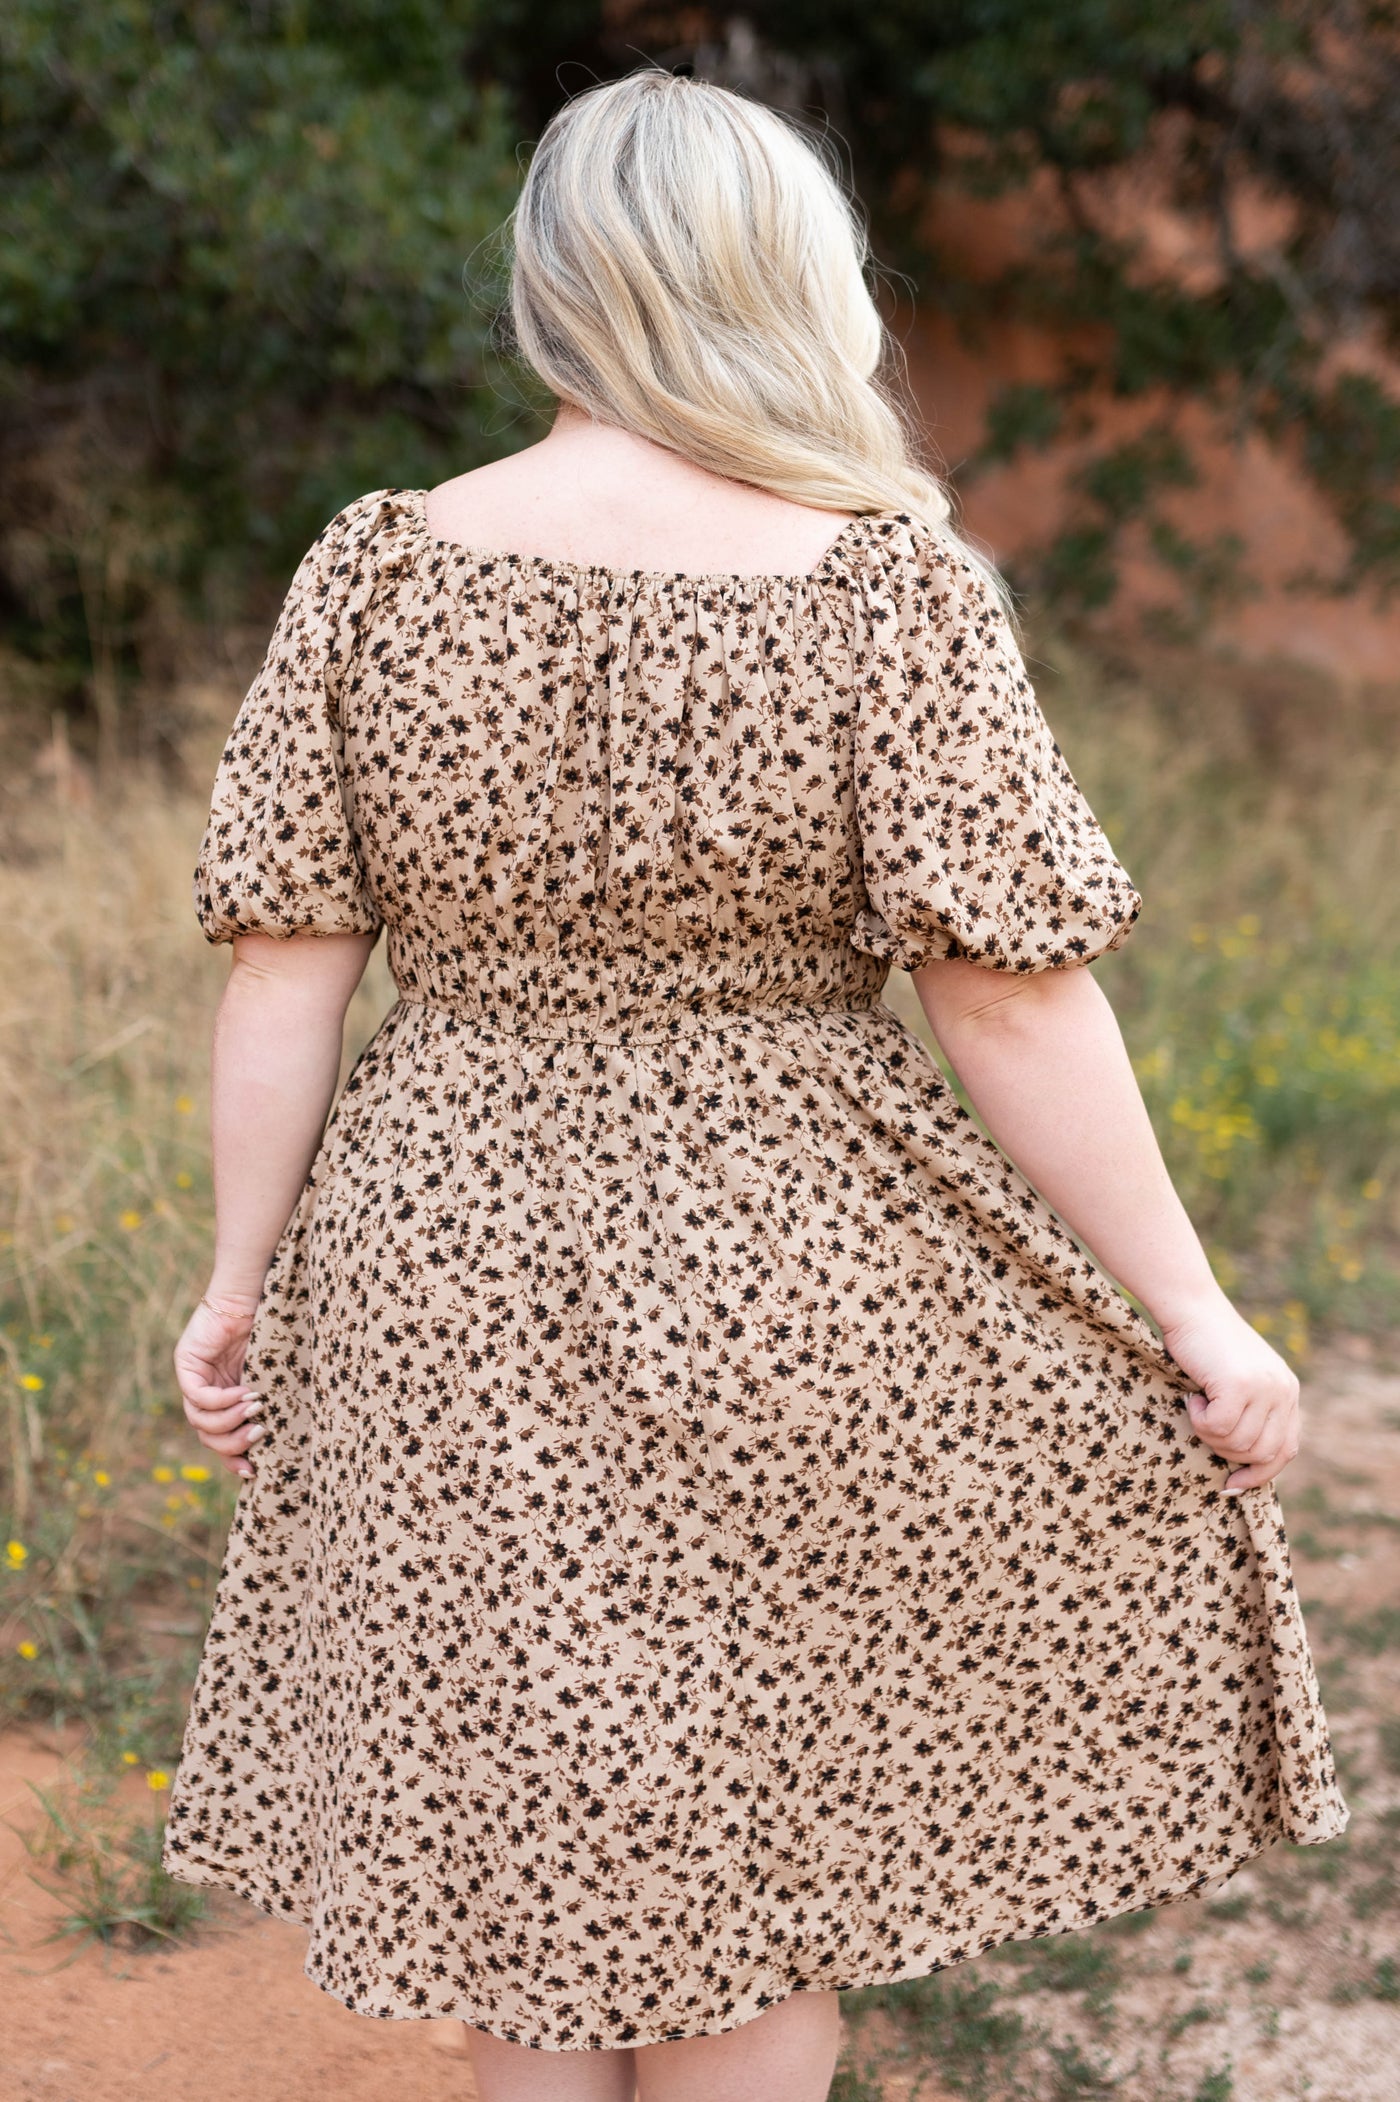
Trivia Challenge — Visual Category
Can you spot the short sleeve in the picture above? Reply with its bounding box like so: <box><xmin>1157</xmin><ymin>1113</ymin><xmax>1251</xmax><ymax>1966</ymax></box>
<box><xmin>192</xmin><ymin>497</ymin><xmax>386</xmax><ymax>945</ymax></box>
<box><xmin>850</xmin><ymin>525</ymin><xmax>1142</xmax><ymax>974</ymax></box>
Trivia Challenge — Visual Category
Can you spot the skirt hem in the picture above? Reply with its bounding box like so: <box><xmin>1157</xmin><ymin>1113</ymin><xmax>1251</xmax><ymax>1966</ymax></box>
<box><xmin>162</xmin><ymin>1795</ymin><xmax>1350</xmax><ymax>2052</ymax></box>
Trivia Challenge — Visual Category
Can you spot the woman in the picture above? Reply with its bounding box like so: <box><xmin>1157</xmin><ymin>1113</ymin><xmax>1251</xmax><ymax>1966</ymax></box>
<box><xmin>165</xmin><ymin>66</ymin><xmax>1346</xmax><ymax>2102</ymax></box>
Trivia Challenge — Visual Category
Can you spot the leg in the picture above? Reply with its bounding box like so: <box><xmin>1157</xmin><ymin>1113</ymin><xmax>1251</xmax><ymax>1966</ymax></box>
<box><xmin>463</xmin><ymin>2025</ymin><xmax>637</xmax><ymax>2102</ymax></box>
<box><xmin>634</xmin><ymin>1991</ymin><xmax>842</xmax><ymax>2102</ymax></box>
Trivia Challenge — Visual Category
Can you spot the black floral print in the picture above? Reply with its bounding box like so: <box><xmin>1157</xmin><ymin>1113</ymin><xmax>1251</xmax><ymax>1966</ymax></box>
<box><xmin>163</xmin><ymin>487</ymin><xmax>1348</xmax><ymax>2050</ymax></box>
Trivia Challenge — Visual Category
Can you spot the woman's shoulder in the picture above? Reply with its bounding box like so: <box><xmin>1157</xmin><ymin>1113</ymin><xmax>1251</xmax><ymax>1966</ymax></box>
<box><xmin>849</xmin><ymin>511</ymin><xmax>995</xmax><ymax>592</ymax></box>
<box><xmin>308</xmin><ymin>486</ymin><xmax>423</xmax><ymax>568</ymax></box>
<box><xmin>851</xmin><ymin>514</ymin><xmax>1016</xmax><ymax>636</ymax></box>
<box><xmin>273</xmin><ymin>488</ymin><xmax>430</xmax><ymax>624</ymax></box>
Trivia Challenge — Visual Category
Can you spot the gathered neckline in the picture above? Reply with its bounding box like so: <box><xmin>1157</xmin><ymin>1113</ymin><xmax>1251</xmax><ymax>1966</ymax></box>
<box><xmin>403</xmin><ymin>486</ymin><xmax>882</xmax><ymax>587</ymax></box>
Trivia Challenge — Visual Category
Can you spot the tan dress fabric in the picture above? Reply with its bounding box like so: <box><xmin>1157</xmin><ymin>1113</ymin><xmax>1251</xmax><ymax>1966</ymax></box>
<box><xmin>162</xmin><ymin>486</ymin><xmax>1348</xmax><ymax>2050</ymax></box>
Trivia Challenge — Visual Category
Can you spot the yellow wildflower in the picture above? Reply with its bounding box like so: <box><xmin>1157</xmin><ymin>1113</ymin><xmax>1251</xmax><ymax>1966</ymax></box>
<box><xmin>17</xmin><ymin>1640</ymin><xmax>37</xmax><ymax>1660</ymax></box>
<box><xmin>93</xmin><ymin>1470</ymin><xmax>111</xmax><ymax>1488</ymax></box>
<box><xmin>152</xmin><ymin>1464</ymin><xmax>175</xmax><ymax>1484</ymax></box>
<box><xmin>122</xmin><ymin>1750</ymin><xmax>139</xmax><ymax>1765</ymax></box>
<box><xmin>181</xmin><ymin>1464</ymin><xmax>212</xmax><ymax>1483</ymax></box>
<box><xmin>119</xmin><ymin>1209</ymin><xmax>143</xmax><ymax>1231</ymax></box>
<box><xmin>175</xmin><ymin>1171</ymin><xmax>194</xmax><ymax>1190</ymax></box>
<box><xmin>146</xmin><ymin>1770</ymin><xmax>170</xmax><ymax>1791</ymax></box>
<box><xmin>1362</xmin><ymin>1178</ymin><xmax>1382</xmax><ymax>1201</ymax></box>
<box><xmin>6</xmin><ymin>1540</ymin><xmax>27</xmax><ymax>1568</ymax></box>
<box><xmin>1282</xmin><ymin>1300</ymin><xmax>1310</xmax><ymax>1358</ymax></box>
<box><xmin>175</xmin><ymin>1094</ymin><xmax>194</xmax><ymax>1115</ymax></box>
<box><xmin>19</xmin><ymin>1373</ymin><xmax>43</xmax><ymax>1391</ymax></box>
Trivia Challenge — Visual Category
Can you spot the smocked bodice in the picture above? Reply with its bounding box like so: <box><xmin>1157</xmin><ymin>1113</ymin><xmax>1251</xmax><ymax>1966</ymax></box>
<box><xmin>192</xmin><ymin>485</ymin><xmax>1143</xmax><ymax>1039</ymax></box>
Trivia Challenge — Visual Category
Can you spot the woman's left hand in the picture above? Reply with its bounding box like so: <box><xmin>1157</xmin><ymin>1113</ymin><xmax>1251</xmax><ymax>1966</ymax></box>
<box><xmin>172</xmin><ymin>1288</ymin><xmax>266</xmax><ymax>1480</ymax></box>
<box><xmin>1158</xmin><ymin>1289</ymin><xmax>1302</xmax><ymax>1493</ymax></box>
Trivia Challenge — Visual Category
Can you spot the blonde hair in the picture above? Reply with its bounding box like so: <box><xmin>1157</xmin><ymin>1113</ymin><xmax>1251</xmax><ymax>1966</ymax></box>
<box><xmin>500</xmin><ymin>67</ymin><xmax>1011</xmax><ymax>609</ymax></box>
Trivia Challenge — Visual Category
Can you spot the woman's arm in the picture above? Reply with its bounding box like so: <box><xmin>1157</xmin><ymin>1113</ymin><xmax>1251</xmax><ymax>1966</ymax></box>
<box><xmin>208</xmin><ymin>931</ymin><xmax>376</xmax><ymax>1296</ymax></box>
<box><xmin>912</xmin><ymin>954</ymin><xmax>1301</xmax><ymax>1494</ymax></box>
<box><xmin>173</xmin><ymin>929</ymin><xmax>378</xmax><ymax>1477</ymax></box>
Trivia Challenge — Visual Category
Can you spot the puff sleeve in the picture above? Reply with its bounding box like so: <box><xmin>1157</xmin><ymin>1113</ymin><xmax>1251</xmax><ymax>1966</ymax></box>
<box><xmin>850</xmin><ymin>524</ymin><xmax>1142</xmax><ymax>973</ymax></box>
<box><xmin>192</xmin><ymin>497</ymin><xmax>384</xmax><ymax>945</ymax></box>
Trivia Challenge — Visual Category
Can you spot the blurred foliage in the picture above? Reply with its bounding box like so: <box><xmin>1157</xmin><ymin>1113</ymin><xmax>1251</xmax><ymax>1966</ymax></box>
<box><xmin>6</xmin><ymin>0</ymin><xmax>1400</xmax><ymax>749</ymax></box>
<box><xmin>0</xmin><ymin>0</ymin><xmax>526</xmax><ymax>762</ymax></box>
<box><xmin>579</xmin><ymin>2</ymin><xmax>1400</xmax><ymax>612</ymax></box>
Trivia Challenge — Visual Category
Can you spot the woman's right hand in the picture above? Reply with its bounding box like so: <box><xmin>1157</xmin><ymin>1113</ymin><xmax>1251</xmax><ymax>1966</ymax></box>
<box><xmin>1157</xmin><ymin>1289</ymin><xmax>1302</xmax><ymax>1494</ymax></box>
<box><xmin>172</xmin><ymin>1287</ymin><xmax>266</xmax><ymax>1481</ymax></box>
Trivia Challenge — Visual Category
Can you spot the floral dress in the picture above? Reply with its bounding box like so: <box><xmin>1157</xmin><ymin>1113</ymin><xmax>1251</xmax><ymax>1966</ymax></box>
<box><xmin>161</xmin><ymin>487</ymin><xmax>1347</xmax><ymax>2050</ymax></box>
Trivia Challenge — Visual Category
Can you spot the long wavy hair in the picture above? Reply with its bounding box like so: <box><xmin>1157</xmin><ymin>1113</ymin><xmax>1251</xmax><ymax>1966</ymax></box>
<box><xmin>499</xmin><ymin>66</ymin><xmax>1011</xmax><ymax>609</ymax></box>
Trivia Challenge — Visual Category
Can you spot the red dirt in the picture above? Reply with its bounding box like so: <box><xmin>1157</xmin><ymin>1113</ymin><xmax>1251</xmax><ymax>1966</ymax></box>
<box><xmin>0</xmin><ymin>1727</ymin><xmax>479</xmax><ymax>2102</ymax></box>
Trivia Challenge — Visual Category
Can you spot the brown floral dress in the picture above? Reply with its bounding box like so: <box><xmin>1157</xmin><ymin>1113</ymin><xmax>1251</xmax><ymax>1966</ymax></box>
<box><xmin>162</xmin><ymin>486</ymin><xmax>1347</xmax><ymax>2050</ymax></box>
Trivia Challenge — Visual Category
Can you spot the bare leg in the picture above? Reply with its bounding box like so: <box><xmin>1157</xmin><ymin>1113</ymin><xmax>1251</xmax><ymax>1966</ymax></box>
<box><xmin>463</xmin><ymin>2026</ymin><xmax>637</xmax><ymax>2102</ymax></box>
<box><xmin>461</xmin><ymin>1993</ymin><xmax>841</xmax><ymax>2102</ymax></box>
<box><xmin>634</xmin><ymin>1991</ymin><xmax>842</xmax><ymax>2102</ymax></box>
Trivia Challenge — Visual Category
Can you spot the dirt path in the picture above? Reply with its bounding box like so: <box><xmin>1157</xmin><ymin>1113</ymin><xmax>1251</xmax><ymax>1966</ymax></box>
<box><xmin>5</xmin><ymin>1345</ymin><xmax>1399</xmax><ymax>2101</ymax></box>
<box><xmin>0</xmin><ymin>1728</ymin><xmax>479</xmax><ymax>2102</ymax></box>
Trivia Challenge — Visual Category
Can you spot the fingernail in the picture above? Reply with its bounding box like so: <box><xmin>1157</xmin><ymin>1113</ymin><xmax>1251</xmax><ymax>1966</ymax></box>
<box><xmin>237</xmin><ymin>1465</ymin><xmax>254</xmax><ymax>1479</ymax></box>
<box><xmin>245</xmin><ymin>1422</ymin><xmax>265</xmax><ymax>1444</ymax></box>
<box><xmin>241</xmin><ymin>1398</ymin><xmax>263</xmax><ymax>1417</ymax></box>
<box><xmin>239</xmin><ymin>1388</ymin><xmax>262</xmax><ymax>1402</ymax></box>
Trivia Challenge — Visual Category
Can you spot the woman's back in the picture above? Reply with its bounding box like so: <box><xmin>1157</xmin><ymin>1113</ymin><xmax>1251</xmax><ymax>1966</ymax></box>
<box><xmin>163</xmin><ymin>64</ymin><xmax>1346</xmax><ymax>2078</ymax></box>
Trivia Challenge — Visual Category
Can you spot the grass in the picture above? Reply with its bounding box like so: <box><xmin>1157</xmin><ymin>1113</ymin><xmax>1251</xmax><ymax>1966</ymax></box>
<box><xmin>6</xmin><ymin>1766</ymin><xmax>210</xmax><ymax>1954</ymax></box>
<box><xmin>830</xmin><ymin>2058</ymin><xmax>894</xmax><ymax>2102</ymax></box>
<box><xmin>0</xmin><ymin>704</ymin><xmax>393</xmax><ymax>1935</ymax></box>
<box><xmin>994</xmin><ymin>1933</ymin><xmax>1117</xmax><ymax>1999</ymax></box>
<box><xmin>2</xmin><ymin>637</ymin><xmax>1399</xmax><ymax>2088</ymax></box>
<box><xmin>1333</xmin><ymin>1956</ymin><xmax>1400</xmax><ymax>2006</ymax></box>
<box><xmin>839</xmin><ymin>1971</ymin><xmax>1028</xmax><ymax>2101</ymax></box>
<box><xmin>1060</xmin><ymin>642</ymin><xmax>1400</xmax><ymax>1336</ymax></box>
<box><xmin>1048</xmin><ymin>2040</ymin><xmax>1118</xmax><ymax>2098</ymax></box>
